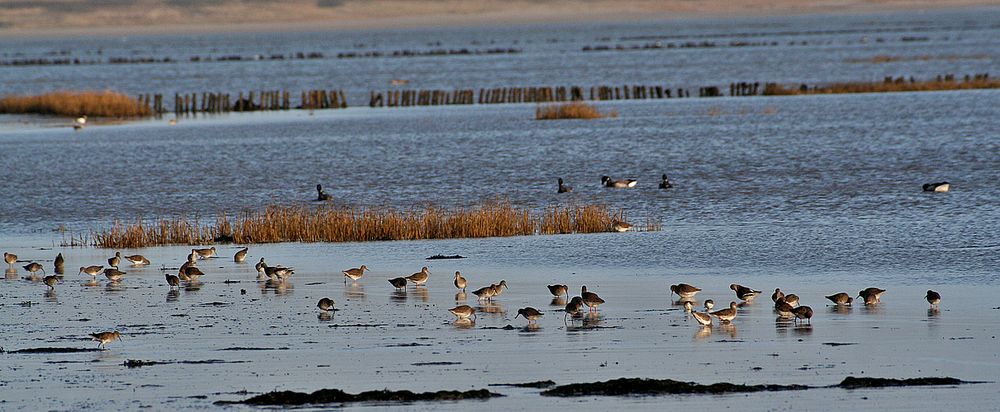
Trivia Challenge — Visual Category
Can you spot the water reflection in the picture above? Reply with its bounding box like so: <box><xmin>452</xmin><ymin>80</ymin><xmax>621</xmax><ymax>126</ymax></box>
<box><xmin>166</xmin><ymin>289</ymin><xmax>180</xmax><ymax>302</ymax></box>
<box><xmin>345</xmin><ymin>283</ymin><xmax>365</xmax><ymax>300</ymax></box>
<box><xmin>774</xmin><ymin>317</ymin><xmax>793</xmax><ymax>337</ymax></box>
<box><xmin>104</xmin><ymin>282</ymin><xmax>125</xmax><ymax>292</ymax></box>
<box><xmin>455</xmin><ymin>292</ymin><xmax>467</xmax><ymax>302</ymax></box>
<box><xmin>6</xmin><ymin>268</ymin><xmax>17</xmax><ymax>279</ymax></box>
<box><xmin>861</xmin><ymin>304</ymin><xmax>882</xmax><ymax>314</ymax></box>
<box><xmin>550</xmin><ymin>296</ymin><xmax>566</xmax><ymax>307</ymax></box>
<box><xmin>453</xmin><ymin>318</ymin><xmax>475</xmax><ymax>329</ymax></box>
<box><xmin>520</xmin><ymin>324</ymin><xmax>541</xmax><ymax>333</ymax></box>
<box><xmin>390</xmin><ymin>290</ymin><xmax>407</xmax><ymax>303</ymax></box>
<box><xmin>185</xmin><ymin>281</ymin><xmax>203</xmax><ymax>292</ymax></box>
<box><xmin>672</xmin><ymin>297</ymin><xmax>696</xmax><ymax>307</ymax></box>
<box><xmin>318</xmin><ymin>312</ymin><xmax>333</xmax><ymax>322</ymax></box>
<box><xmin>410</xmin><ymin>287</ymin><xmax>429</xmax><ymax>303</ymax></box>
<box><xmin>477</xmin><ymin>302</ymin><xmax>506</xmax><ymax>315</ymax></box>
<box><xmin>719</xmin><ymin>322</ymin><xmax>738</xmax><ymax>338</ymax></box>
<box><xmin>694</xmin><ymin>325</ymin><xmax>712</xmax><ymax>341</ymax></box>
<box><xmin>43</xmin><ymin>289</ymin><xmax>58</xmax><ymax>302</ymax></box>
<box><xmin>261</xmin><ymin>280</ymin><xmax>292</xmax><ymax>295</ymax></box>
<box><xmin>83</xmin><ymin>278</ymin><xmax>100</xmax><ymax>287</ymax></box>
<box><xmin>927</xmin><ymin>307</ymin><xmax>940</xmax><ymax>318</ymax></box>
<box><xmin>827</xmin><ymin>305</ymin><xmax>851</xmax><ymax>315</ymax></box>
<box><xmin>793</xmin><ymin>324</ymin><xmax>813</xmax><ymax>336</ymax></box>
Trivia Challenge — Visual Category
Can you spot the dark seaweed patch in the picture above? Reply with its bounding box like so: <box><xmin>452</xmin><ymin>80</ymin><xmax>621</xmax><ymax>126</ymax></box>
<box><xmin>822</xmin><ymin>342</ymin><xmax>858</xmax><ymax>346</ymax></box>
<box><xmin>124</xmin><ymin>359</ymin><xmax>249</xmax><ymax>368</ymax></box>
<box><xmin>411</xmin><ymin>361</ymin><xmax>461</xmax><ymax>366</ymax></box>
<box><xmin>4</xmin><ymin>347</ymin><xmax>103</xmax><ymax>354</ymax></box>
<box><xmin>837</xmin><ymin>377</ymin><xmax>966</xmax><ymax>389</ymax></box>
<box><xmin>217</xmin><ymin>388</ymin><xmax>501</xmax><ymax>405</ymax></box>
<box><xmin>217</xmin><ymin>347</ymin><xmax>288</xmax><ymax>351</ymax></box>
<box><xmin>426</xmin><ymin>254</ymin><xmax>466</xmax><ymax>260</ymax></box>
<box><xmin>489</xmin><ymin>380</ymin><xmax>556</xmax><ymax>388</ymax></box>
<box><xmin>541</xmin><ymin>378</ymin><xmax>808</xmax><ymax>397</ymax></box>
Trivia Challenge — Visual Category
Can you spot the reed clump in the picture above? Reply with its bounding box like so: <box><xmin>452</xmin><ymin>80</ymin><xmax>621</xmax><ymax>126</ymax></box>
<box><xmin>0</xmin><ymin>90</ymin><xmax>151</xmax><ymax>117</ymax></box>
<box><xmin>763</xmin><ymin>76</ymin><xmax>999</xmax><ymax>96</ymax></box>
<box><xmin>91</xmin><ymin>201</ymin><xmax>655</xmax><ymax>248</ymax></box>
<box><xmin>535</xmin><ymin>102</ymin><xmax>617</xmax><ymax>120</ymax></box>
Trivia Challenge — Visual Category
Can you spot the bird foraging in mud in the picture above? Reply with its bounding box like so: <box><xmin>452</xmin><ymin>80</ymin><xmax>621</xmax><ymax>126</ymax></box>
<box><xmin>23</xmin><ymin>262</ymin><xmax>45</xmax><ymax>275</ymax></box>
<box><xmin>90</xmin><ymin>331</ymin><xmax>121</xmax><ymax>349</ymax></box>
<box><xmin>43</xmin><ymin>275</ymin><xmax>59</xmax><ymax>289</ymax></box>
<box><xmin>925</xmin><ymin>290</ymin><xmax>941</xmax><ymax>308</ymax></box>
<box><xmin>858</xmin><ymin>287</ymin><xmax>885</xmax><ymax>305</ymax></box>
<box><xmin>234</xmin><ymin>247</ymin><xmax>248</xmax><ymax>263</ymax></box>
<box><xmin>343</xmin><ymin>265</ymin><xmax>368</xmax><ymax>283</ymax></box>
<box><xmin>547</xmin><ymin>284</ymin><xmax>568</xmax><ymax>298</ymax></box>
<box><xmin>792</xmin><ymin>305</ymin><xmax>813</xmax><ymax>324</ymax></box>
<box><xmin>124</xmin><ymin>254</ymin><xmax>150</xmax><ymax>266</ymax></box>
<box><xmin>515</xmin><ymin>307</ymin><xmax>543</xmax><ymax>324</ymax></box>
<box><xmin>730</xmin><ymin>284</ymin><xmax>761</xmax><ymax>301</ymax></box>
<box><xmin>165</xmin><ymin>273</ymin><xmax>180</xmax><ymax>288</ymax></box>
<box><xmin>406</xmin><ymin>267</ymin><xmax>429</xmax><ymax>286</ymax></box>
<box><xmin>670</xmin><ymin>283</ymin><xmax>701</xmax><ymax>299</ymax></box>
<box><xmin>388</xmin><ymin>277</ymin><xmax>408</xmax><ymax>290</ymax></box>
<box><xmin>710</xmin><ymin>302</ymin><xmax>738</xmax><ymax>323</ymax></box>
<box><xmin>564</xmin><ymin>296</ymin><xmax>584</xmax><ymax>322</ymax></box>
<box><xmin>449</xmin><ymin>305</ymin><xmax>476</xmax><ymax>320</ymax></box>
<box><xmin>581</xmin><ymin>285</ymin><xmax>605</xmax><ymax>312</ymax></box>
<box><xmin>825</xmin><ymin>292</ymin><xmax>852</xmax><ymax>306</ymax></box>
<box><xmin>317</xmin><ymin>297</ymin><xmax>335</xmax><ymax>312</ymax></box>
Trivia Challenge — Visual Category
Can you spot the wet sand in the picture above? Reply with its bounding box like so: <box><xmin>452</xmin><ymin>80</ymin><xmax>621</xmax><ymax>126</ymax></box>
<box><xmin>2</xmin><ymin>237</ymin><xmax>997</xmax><ymax>410</ymax></box>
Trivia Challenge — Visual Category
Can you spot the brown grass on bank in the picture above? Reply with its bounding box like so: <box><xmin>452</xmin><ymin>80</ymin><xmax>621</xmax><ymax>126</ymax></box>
<box><xmin>91</xmin><ymin>201</ymin><xmax>658</xmax><ymax>248</ymax></box>
<box><xmin>0</xmin><ymin>90</ymin><xmax>151</xmax><ymax>117</ymax></box>
<box><xmin>763</xmin><ymin>77</ymin><xmax>1000</xmax><ymax>96</ymax></box>
<box><xmin>536</xmin><ymin>101</ymin><xmax>617</xmax><ymax>120</ymax></box>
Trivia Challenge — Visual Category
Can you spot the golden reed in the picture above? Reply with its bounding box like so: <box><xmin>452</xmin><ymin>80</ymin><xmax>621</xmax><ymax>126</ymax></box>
<box><xmin>535</xmin><ymin>101</ymin><xmax>617</xmax><ymax>120</ymax></box>
<box><xmin>763</xmin><ymin>77</ymin><xmax>999</xmax><ymax>96</ymax></box>
<box><xmin>0</xmin><ymin>90</ymin><xmax>151</xmax><ymax>117</ymax></box>
<box><xmin>90</xmin><ymin>201</ymin><xmax>657</xmax><ymax>248</ymax></box>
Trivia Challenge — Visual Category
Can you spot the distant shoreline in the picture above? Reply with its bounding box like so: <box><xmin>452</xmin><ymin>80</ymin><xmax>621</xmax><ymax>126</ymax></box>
<box><xmin>0</xmin><ymin>1</ymin><xmax>996</xmax><ymax>39</ymax></box>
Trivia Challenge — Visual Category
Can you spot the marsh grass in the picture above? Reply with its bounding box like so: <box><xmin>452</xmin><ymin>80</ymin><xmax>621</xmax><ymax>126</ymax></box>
<box><xmin>91</xmin><ymin>201</ymin><xmax>656</xmax><ymax>248</ymax></box>
<box><xmin>763</xmin><ymin>77</ymin><xmax>999</xmax><ymax>96</ymax></box>
<box><xmin>536</xmin><ymin>102</ymin><xmax>617</xmax><ymax>120</ymax></box>
<box><xmin>0</xmin><ymin>90</ymin><xmax>150</xmax><ymax>117</ymax></box>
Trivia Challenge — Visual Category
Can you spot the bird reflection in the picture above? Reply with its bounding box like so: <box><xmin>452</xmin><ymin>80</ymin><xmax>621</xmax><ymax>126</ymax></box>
<box><xmin>390</xmin><ymin>290</ymin><xmax>407</xmax><ymax>303</ymax></box>
<box><xmin>104</xmin><ymin>282</ymin><xmax>125</xmax><ymax>292</ymax></box>
<box><xmin>318</xmin><ymin>312</ymin><xmax>333</xmax><ymax>322</ymax></box>
<box><xmin>453</xmin><ymin>318</ymin><xmax>475</xmax><ymax>329</ymax></box>
<box><xmin>827</xmin><ymin>305</ymin><xmax>851</xmax><ymax>315</ymax></box>
<box><xmin>862</xmin><ymin>304</ymin><xmax>881</xmax><ymax>314</ymax></box>
<box><xmin>261</xmin><ymin>280</ymin><xmax>292</xmax><ymax>295</ymax></box>
<box><xmin>83</xmin><ymin>278</ymin><xmax>100</xmax><ymax>287</ymax></box>
<box><xmin>455</xmin><ymin>292</ymin><xmax>467</xmax><ymax>302</ymax></box>
<box><xmin>345</xmin><ymin>283</ymin><xmax>365</xmax><ymax>300</ymax></box>
<box><xmin>477</xmin><ymin>301</ymin><xmax>506</xmax><ymax>315</ymax></box>
<box><xmin>694</xmin><ymin>325</ymin><xmax>712</xmax><ymax>341</ymax></box>
<box><xmin>927</xmin><ymin>307</ymin><xmax>940</xmax><ymax>318</ymax></box>
<box><xmin>550</xmin><ymin>296</ymin><xmax>566</xmax><ymax>306</ymax></box>
<box><xmin>411</xmin><ymin>286</ymin><xmax>429</xmax><ymax>303</ymax></box>
<box><xmin>5</xmin><ymin>268</ymin><xmax>16</xmax><ymax>279</ymax></box>
<box><xmin>673</xmin><ymin>297</ymin><xmax>696</xmax><ymax>307</ymax></box>
<box><xmin>43</xmin><ymin>289</ymin><xmax>58</xmax><ymax>302</ymax></box>
<box><xmin>166</xmin><ymin>289</ymin><xmax>180</xmax><ymax>302</ymax></box>
<box><xmin>720</xmin><ymin>322</ymin><xmax>738</xmax><ymax>338</ymax></box>
<box><xmin>520</xmin><ymin>323</ymin><xmax>541</xmax><ymax>333</ymax></box>
<box><xmin>185</xmin><ymin>281</ymin><xmax>203</xmax><ymax>292</ymax></box>
<box><xmin>794</xmin><ymin>324</ymin><xmax>813</xmax><ymax>336</ymax></box>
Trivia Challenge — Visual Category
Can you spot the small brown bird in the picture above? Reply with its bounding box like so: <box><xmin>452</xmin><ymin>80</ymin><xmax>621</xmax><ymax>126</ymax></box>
<box><xmin>388</xmin><ymin>277</ymin><xmax>408</xmax><ymax>289</ymax></box>
<box><xmin>670</xmin><ymin>283</ymin><xmax>701</xmax><ymax>299</ymax></box>
<box><xmin>406</xmin><ymin>267</ymin><xmax>429</xmax><ymax>285</ymax></box>
<box><xmin>165</xmin><ymin>273</ymin><xmax>180</xmax><ymax>288</ymax></box>
<box><xmin>925</xmin><ymin>290</ymin><xmax>941</xmax><ymax>307</ymax></box>
<box><xmin>343</xmin><ymin>265</ymin><xmax>368</xmax><ymax>283</ymax></box>
<box><xmin>783</xmin><ymin>294</ymin><xmax>800</xmax><ymax>307</ymax></box>
<box><xmin>691</xmin><ymin>311</ymin><xmax>713</xmax><ymax>326</ymax></box>
<box><xmin>234</xmin><ymin>247</ymin><xmax>249</xmax><ymax>263</ymax></box>
<box><xmin>124</xmin><ymin>254</ymin><xmax>150</xmax><ymax>266</ymax></box>
<box><xmin>104</xmin><ymin>268</ymin><xmax>126</xmax><ymax>282</ymax></box>
<box><xmin>317</xmin><ymin>297</ymin><xmax>335</xmax><ymax>312</ymax></box>
<box><xmin>193</xmin><ymin>247</ymin><xmax>217</xmax><ymax>259</ymax></box>
<box><xmin>108</xmin><ymin>252</ymin><xmax>121</xmax><ymax>269</ymax></box>
<box><xmin>178</xmin><ymin>266</ymin><xmax>204</xmax><ymax>282</ymax></box>
<box><xmin>581</xmin><ymin>285</ymin><xmax>605</xmax><ymax>312</ymax></box>
<box><xmin>454</xmin><ymin>271</ymin><xmax>467</xmax><ymax>291</ymax></box>
<box><xmin>3</xmin><ymin>252</ymin><xmax>17</xmax><ymax>267</ymax></box>
<box><xmin>611</xmin><ymin>220</ymin><xmax>632</xmax><ymax>232</ymax></box>
<box><xmin>547</xmin><ymin>284</ymin><xmax>569</xmax><ymax>298</ymax></box>
<box><xmin>515</xmin><ymin>307</ymin><xmax>544</xmax><ymax>323</ymax></box>
<box><xmin>54</xmin><ymin>253</ymin><xmax>65</xmax><ymax>273</ymax></box>
<box><xmin>825</xmin><ymin>292</ymin><xmax>853</xmax><ymax>306</ymax></box>
<box><xmin>683</xmin><ymin>300</ymin><xmax>694</xmax><ymax>313</ymax></box>
<box><xmin>90</xmin><ymin>331</ymin><xmax>122</xmax><ymax>349</ymax></box>
<box><xmin>449</xmin><ymin>304</ymin><xmax>476</xmax><ymax>320</ymax></box>
<box><xmin>704</xmin><ymin>299</ymin><xmax>715</xmax><ymax>311</ymax></box>
<box><xmin>710</xmin><ymin>301</ymin><xmax>739</xmax><ymax>322</ymax></box>
<box><xmin>564</xmin><ymin>296</ymin><xmax>584</xmax><ymax>322</ymax></box>
<box><xmin>774</xmin><ymin>298</ymin><xmax>794</xmax><ymax>318</ymax></box>
<box><xmin>79</xmin><ymin>265</ymin><xmax>103</xmax><ymax>277</ymax></box>
<box><xmin>43</xmin><ymin>275</ymin><xmax>59</xmax><ymax>289</ymax></box>
<box><xmin>23</xmin><ymin>262</ymin><xmax>45</xmax><ymax>275</ymax></box>
<box><xmin>491</xmin><ymin>280</ymin><xmax>509</xmax><ymax>297</ymax></box>
<box><xmin>771</xmin><ymin>288</ymin><xmax>785</xmax><ymax>303</ymax></box>
<box><xmin>471</xmin><ymin>285</ymin><xmax>496</xmax><ymax>301</ymax></box>
<box><xmin>262</xmin><ymin>263</ymin><xmax>294</xmax><ymax>280</ymax></box>
<box><xmin>731</xmin><ymin>284</ymin><xmax>761</xmax><ymax>301</ymax></box>
<box><xmin>254</xmin><ymin>257</ymin><xmax>266</xmax><ymax>274</ymax></box>
<box><xmin>858</xmin><ymin>288</ymin><xmax>886</xmax><ymax>305</ymax></box>
<box><xmin>792</xmin><ymin>305</ymin><xmax>814</xmax><ymax>324</ymax></box>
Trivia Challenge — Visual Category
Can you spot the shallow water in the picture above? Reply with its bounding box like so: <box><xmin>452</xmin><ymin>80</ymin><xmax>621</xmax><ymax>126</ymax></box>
<box><xmin>1</xmin><ymin>8</ymin><xmax>1000</xmax><ymax>410</ymax></box>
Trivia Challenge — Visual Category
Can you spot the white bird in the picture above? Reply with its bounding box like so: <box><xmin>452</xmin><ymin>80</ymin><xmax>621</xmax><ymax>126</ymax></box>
<box><xmin>74</xmin><ymin>115</ymin><xmax>87</xmax><ymax>130</ymax></box>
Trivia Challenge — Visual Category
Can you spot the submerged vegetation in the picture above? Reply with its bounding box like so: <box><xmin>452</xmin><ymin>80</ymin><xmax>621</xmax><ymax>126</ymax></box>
<box><xmin>535</xmin><ymin>102</ymin><xmax>617</xmax><ymax>120</ymax></box>
<box><xmin>219</xmin><ymin>388</ymin><xmax>501</xmax><ymax>406</ymax></box>
<box><xmin>89</xmin><ymin>201</ymin><xmax>659</xmax><ymax>248</ymax></box>
<box><xmin>0</xmin><ymin>91</ymin><xmax>151</xmax><ymax>117</ymax></box>
<box><xmin>763</xmin><ymin>75</ymin><xmax>998</xmax><ymax>95</ymax></box>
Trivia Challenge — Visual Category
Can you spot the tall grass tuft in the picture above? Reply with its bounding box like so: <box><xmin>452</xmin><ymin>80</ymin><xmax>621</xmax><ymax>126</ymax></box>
<box><xmin>0</xmin><ymin>90</ymin><xmax>151</xmax><ymax>117</ymax></box>
<box><xmin>536</xmin><ymin>102</ymin><xmax>617</xmax><ymax>120</ymax></box>
<box><xmin>91</xmin><ymin>201</ymin><xmax>656</xmax><ymax>248</ymax></box>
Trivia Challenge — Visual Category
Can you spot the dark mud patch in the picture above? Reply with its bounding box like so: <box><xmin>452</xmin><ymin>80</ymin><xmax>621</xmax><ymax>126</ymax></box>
<box><xmin>541</xmin><ymin>378</ymin><xmax>808</xmax><ymax>397</ymax></box>
<box><xmin>822</xmin><ymin>342</ymin><xmax>858</xmax><ymax>346</ymax></box>
<box><xmin>490</xmin><ymin>380</ymin><xmax>556</xmax><ymax>388</ymax></box>
<box><xmin>837</xmin><ymin>377</ymin><xmax>969</xmax><ymax>389</ymax></box>
<box><xmin>426</xmin><ymin>254</ymin><xmax>466</xmax><ymax>260</ymax></box>
<box><xmin>481</xmin><ymin>325</ymin><xmax>517</xmax><ymax>330</ymax></box>
<box><xmin>124</xmin><ymin>359</ymin><xmax>249</xmax><ymax>368</ymax></box>
<box><xmin>217</xmin><ymin>347</ymin><xmax>288</xmax><ymax>351</ymax></box>
<box><xmin>4</xmin><ymin>347</ymin><xmax>103</xmax><ymax>354</ymax></box>
<box><xmin>198</xmin><ymin>302</ymin><xmax>232</xmax><ymax>307</ymax></box>
<box><xmin>386</xmin><ymin>342</ymin><xmax>432</xmax><ymax>347</ymax></box>
<box><xmin>329</xmin><ymin>323</ymin><xmax>387</xmax><ymax>328</ymax></box>
<box><xmin>217</xmin><ymin>388</ymin><xmax>501</xmax><ymax>406</ymax></box>
<box><xmin>411</xmin><ymin>361</ymin><xmax>462</xmax><ymax>366</ymax></box>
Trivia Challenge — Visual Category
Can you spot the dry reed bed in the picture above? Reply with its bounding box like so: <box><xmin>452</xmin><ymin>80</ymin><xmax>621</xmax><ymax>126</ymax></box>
<box><xmin>91</xmin><ymin>202</ymin><xmax>653</xmax><ymax>248</ymax></box>
<box><xmin>0</xmin><ymin>91</ymin><xmax>151</xmax><ymax>117</ymax></box>
<box><xmin>536</xmin><ymin>102</ymin><xmax>617</xmax><ymax>120</ymax></box>
<box><xmin>763</xmin><ymin>77</ymin><xmax>999</xmax><ymax>95</ymax></box>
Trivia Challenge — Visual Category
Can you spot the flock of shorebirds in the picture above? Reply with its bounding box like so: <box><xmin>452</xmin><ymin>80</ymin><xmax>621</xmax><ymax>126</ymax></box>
<box><xmin>6</xmin><ymin>246</ymin><xmax>944</xmax><ymax>350</ymax></box>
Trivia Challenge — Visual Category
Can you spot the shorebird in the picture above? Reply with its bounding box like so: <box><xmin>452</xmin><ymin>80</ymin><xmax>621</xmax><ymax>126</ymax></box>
<box><xmin>255</xmin><ymin>257</ymin><xmax>267</xmax><ymax>274</ymax></box>
<box><xmin>683</xmin><ymin>300</ymin><xmax>694</xmax><ymax>313</ymax></box>
<box><xmin>730</xmin><ymin>284</ymin><xmax>761</xmax><ymax>301</ymax></box>
<box><xmin>454</xmin><ymin>271</ymin><xmax>467</xmax><ymax>291</ymax></box>
<box><xmin>187</xmin><ymin>250</ymin><xmax>199</xmax><ymax>263</ymax></box>
<box><xmin>581</xmin><ymin>285</ymin><xmax>605</xmax><ymax>312</ymax></box>
<box><xmin>165</xmin><ymin>273</ymin><xmax>180</xmax><ymax>288</ymax></box>
<box><xmin>491</xmin><ymin>280</ymin><xmax>508</xmax><ymax>297</ymax></box>
<box><xmin>73</xmin><ymin>115</ymin><xmax>86</xmax><ymax>130</ymax></box>
<box><xmin>124</xmin><ymin>254</ymin><xmax>150</xmax><ymax>266</ymax></box>
<box><xmin>792</xmin><ymin>305</ymin><xmax>814</xmax><ymax>324</ymax></box>
<box><xmin>925</xmin><ymin>290</ymin><xmax>941</xmax><ymax>308</ymax></box>
<box><xmin>193</xmin><ymin>247</ymin><xmax>217</xmax><ymax>259</ymax></box>
<box><xmin>704</xmin><ymin>299</ymin><xmax>715</xmax><ymax>311</ymax></box>
<box><xmin>515</xmin><ymin>307</ymin><xmax>543</xmax><ymax>323</ymax></box>
<box><xmin>670</xmin><ymin>283</ymin><xmax>701</xmax><ymax>299</ymax></box>
<box><xmin>54</xmin><ymin>253</ymin><xmax>65</xmax><ymax>272</ymax></box>
<box><xmin>601</xmin><ymin>175</ymin><xmax>637</xmax><ymax>188</ymax></box>
<box><xmin>710</xmin><ymin>302</ymin><xmax>738</xmax><ymax>323</ymax></box>
<box><xmin>180</xmin><ymin>255</ymin><xmax>197</xmax><ymax>272</ymax></box>
<box><xmin>471</xmin><ymin>285</ymin><xmax>496</xmax><ymax>301</ymax></box>
<box><xmin>858</xmin><ymin>287</ymin><xmax>885</xmax><ymax>305</ymax></box>
<box><xmin>691</xmin><ymin>311</ymin><xmax>713</xmax><ymax>326</ymax></box>
<box><xmin>343</xmin><ymin>265</ymin><xmax>368</xmax><ymax>283</ymax></box>
<box><xmin>774</xmin><ymin>298</ymin><xmax>795</xmax><ymax>318</ymax></box>
<box><xmin>388</xmin><ymin>277</ymin><xmax>408</xmax><ymax>290</ymax></box>
<box><xmin>43</xmin><ymin>275</ymin><xmax>59</xmax><ymax>289</ymax></box>
<box><xmin>234</xmin><ymin>247</ymin><xmax>248</xmax><ymax>263</ymax></box>
<box><xmin>558</xmin><ymin>178</ymin><xmax>573</xmax><ymax>193</ymax></box>
<box><xmin>89</xmin><ymin>330</ymin><xmax>121</xmax><ymax>349</ymax></box>
<box><xmin>449</xmin><ymin>304</ymin><xmax>476</xmax><ymax>320</ymax></box>
<box><xmin>825</xmin><ymin>292</ymin><xmax>853</xmax><ymax>306</ymax></box>
<box><xmin>23</xmin><ymin>262</ymin><xmax>45</xmax><ymax>275</ymax></box>
<box><xmin>659</xmin><ymin>174</ymin><xmax>673</xmax><ymax>190</ymax></box>
<box><xmin>108</xmin><ymin>252</ymin><xmax>121</xmax><ymax>269</ymax></box>
<box><xmin>922</xmin><ymin>182</ymin><xmax>950</xmax><ymax>192</ymax></box>
<box><xmin>104</xmin><ymin>268</ymin><xmax>126</xmax><ymax>282</ymax></box>
<box><xmin>178</xmin><ymin>266</ymin><xmax>204</xmax><ymax>282</ymax></box>
<box><xmin>316</xmin><ymin>184</ymin><xmax>333</xmax><ymax>201</ymax></box>
<box><xmin>79</xmin><ymin>265</ymin><xmax>103</xmax><ymax>277</ymax></box>
<box><xmin>3</xmin><ymin>252</ymin><xmax>16</xmax><ymax>267</ymax></box>
<box><xmin>547</xmin><ymin>284</ymin><xmax>569</xmax><ymax>298</ymax></box>
<box><xmin>406</xmin><ymin>267</ymin><xmax>429</xmax><ymax>286</ymax></box>
<box><xmin>611</xmin><ymin>220</ymin><xmax>632</xmax><ymax>232</ymax></box>
<box><xmin>317</xmin><ymin>297</ymin><xmax>335</xmax><ymax>312</ymax></box>
<box><xmin>771</xmin><ymin>288</ymin><xmax>785</xmax><ymax>303</ymax></box>
<box><xmin>784</xmin><ymin>294</ymin><xmax>800</xmax><ymax>307</ymax></box>
<box><xmin>564</xmin><ymin>296</ymin><xmax>584</xmax><ymax>322</ymax></box>
<box><xmin>263</xmin><ymin>263</ymin><xmax>293</xmax><ymax>281</ymax></box>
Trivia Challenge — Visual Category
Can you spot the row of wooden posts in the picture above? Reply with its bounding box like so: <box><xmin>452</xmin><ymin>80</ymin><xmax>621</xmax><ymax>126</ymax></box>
<box><xmin>134</xmin><ymin>90</ymin><xmax>349</xmax><ymax>114</ymax></box>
